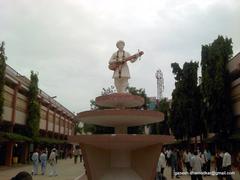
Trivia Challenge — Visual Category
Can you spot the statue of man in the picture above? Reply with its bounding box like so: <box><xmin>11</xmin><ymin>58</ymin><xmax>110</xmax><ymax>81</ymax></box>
<box><xmin>109</xmin><ymin>40</ymin><xmax>139</xmax><ymax>93</ymax></box>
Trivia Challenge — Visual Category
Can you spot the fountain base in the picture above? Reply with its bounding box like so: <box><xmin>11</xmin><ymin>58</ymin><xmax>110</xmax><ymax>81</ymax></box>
<box><xmin>69</xmin><ymin>134</ymin><xmax>174</xmax><ymax>180</ymax></box>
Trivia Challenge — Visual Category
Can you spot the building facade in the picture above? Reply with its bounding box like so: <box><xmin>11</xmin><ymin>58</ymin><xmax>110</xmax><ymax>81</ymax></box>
<box><xmin>0</xmin><ymin>65</ymin><xmax>75</xmax><ymax>166</ymax></box>
<box><xmin>228</xmin><ymin>52</ymin><xmax>240</xmax><ymax>129</ymax></box>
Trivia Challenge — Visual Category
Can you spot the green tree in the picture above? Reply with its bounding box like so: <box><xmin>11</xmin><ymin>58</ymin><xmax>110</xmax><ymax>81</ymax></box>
<box><xmin>155</xmin><ymin>98</ymin><xmax>170</xmax><ymax>135</ymax></box>
<box><xmin>83</xmin><ymin>123</ymin><xmax>97</xmax><ymax>134</ymax></box>
<box><xmin>127</xmin><ymin>86</ymin><xmax>149</xmax><ymax>109</ymax></box>
<box><xmin>0</xmin><ymin>42</ymin><xmax>7</xmax><ymax>122</ymax></box>
<box><xmin>90</xmin><ymin>99</ymin><xmax>97</xmax><ymax>110</ymax></box>
<box><xmin>170</xmin><ymin>61</ymin><xmax>202</xmax><ymax>141</ymax></box>
<box><xmin>26</xmin><ymin>71</ymin><xmax>40</xmax><ymax>138</ymax></box>
<box><xmin>74</xmin><ymin>122</ymin><xmax>83</xmax><ymax>135</ymax></box>
<box><xmin>201</xmin><ymin>35</ymin><xmax>234</xmax><ymax>136</ymax></box>
<box><xmin>101</xmin><ymin>85</ymin><xmax>116</xmax><ymax>95</ymax></box>
<box><xmin>90</xmin><ymin>86</ymin><xmax>116</xmax><ymax>110</ymax></box>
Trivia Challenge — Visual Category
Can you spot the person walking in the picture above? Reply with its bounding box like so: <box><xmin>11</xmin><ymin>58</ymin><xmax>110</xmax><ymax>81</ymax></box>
<box><xmin>183</xmin><ymin>149</ymin><xmax>191</xmax><ymax>173</ymax></box>
<box><xmin>171</xmin><ymin>148</ymin><xmax>179</xmax><ymax>179</ymax></box>
<box><xmin>55</xmin><ymin>148</ymin><xmax>58</xmax><ymax>164</ymax></box>
<box><xmin>204</xmin><ymin>149</ymin><xmax>211</xmax><ymax>173</ymax></box>
<box><xmin>215</xmin><ymin>150</ymin><xmax>223</xmax><ymax>180</ymax></box>
<box><xmin>222</xmin><ymin>149</ymin><xmax>233</xmax><ymax>180</ymax></box>
<box><xmin>156</xmin><ymin>149</ymin><xmax>166</xmax><ymax>180</ymax></box>
<box><xmin>73</xmin><ymin>147</ymin><xmax>78</xmax><ymax>164</ymax></box>
<box><xmin>200</xmin><ymin>150</ymin><xmax>206</xmax><ymax>173</ymax></box>
<box><xmin>78</xmin><ymin>147</ymin><xmax>83</xmax><ymax>163</ymax></box>
<box><xmin>31</xmin><ymin>149</ymin><xmax>39</xmax><ymax>176</ymax></box>
<box><xmin>40</xmin><ymin>150</ymin><xmax>47</xmax><ymax>175</ymax></box>
<box><xmin>237</xmin><ymin>152</ymin><xmax>240</xmax><ymax>175</ymax></box>
<box><xmin>190</xmin><ymin>151</ymin><xmax>203</xmax><ymax>180</ymax></box>
<box><xmin>177</xmin><ymin>150</ymin><xmax>183</xmax><ymax>173</ymax></box>
<box><xmin>49</xmin><ymin>148</ymin><xmax>57</xmax><ymax>176</ymax></box>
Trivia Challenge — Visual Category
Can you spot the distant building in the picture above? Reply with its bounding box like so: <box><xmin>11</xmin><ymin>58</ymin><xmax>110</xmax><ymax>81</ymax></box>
<box><xmin>228</xmin><ymin>52</ymin><xmax>240</xmax><ymax>129</ymax></box>
<box><xmin>148</xmin><ymin>97</ymin><xmax>157</xmax><ymax>110</ymax></box>
<box><xmin>0</xmin><ymin>65</ymin><xmax>75</xmax><ymax>166</ymax></box>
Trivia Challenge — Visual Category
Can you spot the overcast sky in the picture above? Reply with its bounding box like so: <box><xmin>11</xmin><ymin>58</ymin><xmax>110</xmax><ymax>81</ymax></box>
<box><xmin>0</xmin><ymin>0</ymin><xmax>239</xmax><ymax>113</ymax></box>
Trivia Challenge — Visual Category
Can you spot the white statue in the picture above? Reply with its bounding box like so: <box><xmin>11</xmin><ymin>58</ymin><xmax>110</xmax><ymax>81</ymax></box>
<box><xmin>108</xmin><ymin>40</ymin><xmax>143</xmax><ymax>93</ymax></box>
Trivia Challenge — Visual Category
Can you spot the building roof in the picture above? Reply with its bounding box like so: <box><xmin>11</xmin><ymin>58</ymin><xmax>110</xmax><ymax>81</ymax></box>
<box><xmin>228</xmin><ymin>52</ymin><xmax>240</xmax><ymax>74</ymax></box>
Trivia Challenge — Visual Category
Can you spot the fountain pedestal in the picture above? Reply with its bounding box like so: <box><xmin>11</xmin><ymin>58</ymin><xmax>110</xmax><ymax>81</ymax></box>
<box><xmin>69</xmin><ymin>93</ymin><xmax>174</xmax><ymax>180</ymax></box>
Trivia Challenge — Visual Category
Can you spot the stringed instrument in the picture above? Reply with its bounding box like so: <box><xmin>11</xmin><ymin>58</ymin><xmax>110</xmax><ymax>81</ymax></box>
<box><xmin>108</xmin><ymin>51</ymin><xmax>144</xmax><ymax>71</ymax></box>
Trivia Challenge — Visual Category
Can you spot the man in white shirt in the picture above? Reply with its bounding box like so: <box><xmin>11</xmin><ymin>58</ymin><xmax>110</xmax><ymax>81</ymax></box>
<box><xmin>157</xmin><ymin>150</ymin><xmax>166</xmax><ymax>179</ymax></box>
<box><xmin>204</xmin><ymin>149</ymin><xmax>211</xmax><ymax>173</ymax></box>
<box><xmin>31</xmin><ymin>149</ymin><xmax>39</xmax><ymax>176</ymax></box>
<box><xmin>190</xmin><ymin>151</ymin><xmax>203</xmax><ymax>180</ymax></box>
<box><xmin>49</xmin><ymin>148</ymin><xmax>57</xmax><ymax>176</ymax></box>
<box><xmin>222</xmin><ymin>149</ymin><xmax>233</xmax><ymax>180</ymax></box>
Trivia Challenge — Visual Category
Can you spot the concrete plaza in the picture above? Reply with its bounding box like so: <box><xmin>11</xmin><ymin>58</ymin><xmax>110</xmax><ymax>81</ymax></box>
<box><xmin>0</xmin><ymin>159</ymin><xmax>85</xmax><ymax>180</ymax></box>
<box><xmin>162</xmin><ymin>166</ymin><xmax>240</xmax><ymax>180</ymax></box>
<box><xmin>0</xmin><ymin>159</ymin><xmax>239</xmax><ymax>180</ymax></box>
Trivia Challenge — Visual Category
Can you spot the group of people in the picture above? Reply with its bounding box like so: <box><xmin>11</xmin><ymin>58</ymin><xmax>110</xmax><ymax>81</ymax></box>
<box><xmin>157</xmin><ymin>147</ymin><xmax>235</xmax><ymax>180</ymax></box>
<box><xmin>11</xmin><ymin>145</ymin><xmax>83</xmax><ymax>180</ymax></box>
<box><xmin>31</xmin><ymin>148</ymin><xmax>57</xmax><ymax>176</ymax></box>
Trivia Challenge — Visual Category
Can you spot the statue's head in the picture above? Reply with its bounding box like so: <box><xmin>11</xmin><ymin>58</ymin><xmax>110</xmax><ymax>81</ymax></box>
<box><xmin>116</xmin><ymin>40</ymin><xmax>125</xmax><ymax>50</ymax></box>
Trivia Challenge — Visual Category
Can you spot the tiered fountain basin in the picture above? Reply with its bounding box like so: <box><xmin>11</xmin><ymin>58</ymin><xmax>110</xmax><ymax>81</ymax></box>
<box><xmin>69</xmin><ymin>134</ymin><xmax>175</xmax><ymax>180</ymax></box>
<box><xmin>77</xmin><ymin>93</ymin><xmax>164</xmax><ymax>133</ymax></box>
<box><xmin>95</xmin><ymin>93</ymin><xmax>145</xmax><ymax>108</ymax></box>
<box><xmin>76</xmin><ymin>109</ymin><xmax>164</xmax><ymax>127</ymax></box>
<box><xmin>70</xmin><ymin>93</ymin><xmax>175</xmax><ymax>180</ymax></box>
<box><xmin>69</xmin><ymin>134</ymin><xmax>174</xmax><ymax>150</ymax></box>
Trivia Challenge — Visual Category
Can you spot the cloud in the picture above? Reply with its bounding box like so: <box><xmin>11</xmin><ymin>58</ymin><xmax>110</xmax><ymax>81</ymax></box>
<box><xmin>0</xmin><ymin>0</ymin><xmax>239</xmax><ymax>112</ymax></box>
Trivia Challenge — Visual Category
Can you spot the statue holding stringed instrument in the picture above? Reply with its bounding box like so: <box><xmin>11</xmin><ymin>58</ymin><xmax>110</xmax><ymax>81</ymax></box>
<box><xmin>108</xmin><ymin>40</ymin><xmax>144</xmax><ymax>93</ymax></box>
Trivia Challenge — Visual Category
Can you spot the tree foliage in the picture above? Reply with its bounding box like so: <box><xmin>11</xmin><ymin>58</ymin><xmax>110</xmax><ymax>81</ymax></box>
<box><xmin>201</xmin><ymin>35</ymin><xmax>234</xmax><ymax>135</ymax></box>
<box><xmin>169</xmin><ymin>61</ymin><xmax>202</xmax><ymax>140</ymax></box>
<box><xmin>26</xmin><ymin>71</ymin><xmax>40</xmax><ymax>138</ymax></box>
<box><xmin>0</xmin><ymin>42</ymin><xmax>6</xmax><ymax>122</ymax></box>
<box><xmin>155</xmin><ymin>98</ymin><xmax>170</xmax><ymax>135</ymax></box>
<box><xmin>101</xmin><ymin>85</ymin><xmax>116</xmax><ymax>95</ymax></box>
<box><xmin>74</xmin><ymin>122</ymin><xmax>83</xmax><ymax>135</ymax></box>
<box><xmin>127</xmin><ymin>86</ymin><xmax>149</xmax><ymax>109</ymax></box>
<box><xmin>90</xmin><ymin>86</ymin><xmax>116</xmax><ymax>110</ymax></box>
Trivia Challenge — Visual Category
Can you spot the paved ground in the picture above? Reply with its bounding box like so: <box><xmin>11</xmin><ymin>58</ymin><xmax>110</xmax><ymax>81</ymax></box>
<box><xmin>0</xmin><ymin>160</ymin><xmax>239</xmax><ymax>180</ymax></box>
<box><xmin>0</xmin><ymin>159</ymin><xmax>85</xmax><ymax>180</ymax></box>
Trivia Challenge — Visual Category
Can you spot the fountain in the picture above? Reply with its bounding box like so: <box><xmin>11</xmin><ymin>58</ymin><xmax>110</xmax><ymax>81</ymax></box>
<box><xmin>69</xmin><ymin>41</ymin><xmax>174</xmax><ymax>180</ymax></box>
